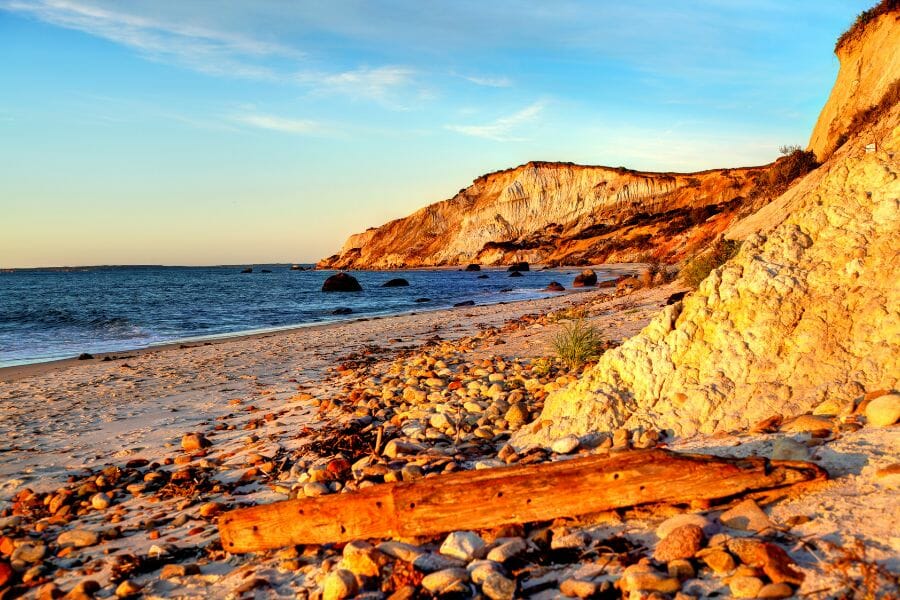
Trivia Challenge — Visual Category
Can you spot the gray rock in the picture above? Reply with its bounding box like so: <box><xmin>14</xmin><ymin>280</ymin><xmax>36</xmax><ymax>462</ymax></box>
<box><xmin>656</xmin><ymin>513</ymin><xmax>715</xmax><ymax>539</ymax></box>
<box><xmin>719</xmin><ymin>499</ymin><xmax>774</xmax><ymax>533</ymax></box>
<box><xmin>440</xmin><ymin>530</ymin><xmax>486</xmax><ymax>561</ymax></box>
<box><xmin>551</xmin><ymin>435</ymin><xmax>580</xmax><ymax>454</ymax></box>
<box><xmin>771</xmin><ymin>437</ymin><xmax>811</xmax><ymax>461</ymax></box>
<box><xmin>11</xmin><ymin>542</ymin><xmax>46</xmax><ymax>564</ymax></box>
<box><xmin>57</xmin><ymin>529</ymin><xmax>99</xmax><ymax>548</ymax></box>
<box><xmin>378</xmin><ymin>541</ymin><xmax>425</xmax><ymax>562</ymax></box>
<box><xmin>467</xmin><ymin>560</ymin><xmax>503</xmax><ymax>585</ymax></box>
<box><xmin>482</xmin><ymin>572</ymin><xmax>516</xmax><ymax>600</ymax></box>
<box><xmin>412</xmin><ymin>552</ymin><xmax>466</xmax><ymax>573</ymax></box>
<box><xmin>486</xmin><ymin>538</ymin><xmax>528</xmax><ymax>563</ymax></box>
<box><xmin>421</xmin><ymin>568</ymin><xmax>470</xmax><ymax>595</ymax></box>
<box><xmin>322</xmin><ymin>568</ymin><xmax>358</xmax><ymax>600</ymax></box>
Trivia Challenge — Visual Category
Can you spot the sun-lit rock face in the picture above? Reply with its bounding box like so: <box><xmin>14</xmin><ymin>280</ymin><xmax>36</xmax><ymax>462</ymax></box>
<box><xmin>515</xmin><ymin>102</ymin><xmax>899</xmax><ymax>445</ymax></box>
<box><xmin>318</xmin><ymin>163</ymin><xmax>771</xmax><ymax>269</ymax></box>
<box><xmin>808</xmin><ymin>8</ymin><xmax>900</xmax><ymax>161</ymax></box>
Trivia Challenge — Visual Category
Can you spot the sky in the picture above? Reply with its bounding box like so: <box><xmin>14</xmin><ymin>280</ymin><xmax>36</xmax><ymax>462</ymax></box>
<box><xmin>0</xmin><ymin>0</ymin><xmax>873</xmax><ymax>268</ymax></box>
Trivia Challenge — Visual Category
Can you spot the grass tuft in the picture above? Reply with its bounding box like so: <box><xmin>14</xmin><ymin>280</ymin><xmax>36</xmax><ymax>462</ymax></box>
<box><xmin>552</xmin><ymin>318</ymin><xmax>603</xmax><ymax>370</ymax></box>
<box><xmin>680</xmin><ymin>238</ymin><xmax>742</xmax><ymax>289</ymax></box>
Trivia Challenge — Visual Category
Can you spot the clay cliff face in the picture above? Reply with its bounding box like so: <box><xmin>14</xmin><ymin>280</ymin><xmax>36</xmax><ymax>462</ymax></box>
<box><xmin>808</xmin><ymin>7</ymin><xmax>900</xmax><ymax>160</ymax></box>
<box><xmin>515</xmin><ymin>11</ymin><xmax>900</xmax><ymax>445</ymax></box>
<box><xmin>320</xmin><ymin>164</ymin><xmax>773</xmax><ymax>269</ymax></box>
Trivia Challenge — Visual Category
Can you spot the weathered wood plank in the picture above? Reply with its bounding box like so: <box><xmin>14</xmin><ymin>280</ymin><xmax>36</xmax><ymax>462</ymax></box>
<box><xmin>218</xmin><ymin>449</ymin><xmax>825</xmax><ymax>553</ymax></box>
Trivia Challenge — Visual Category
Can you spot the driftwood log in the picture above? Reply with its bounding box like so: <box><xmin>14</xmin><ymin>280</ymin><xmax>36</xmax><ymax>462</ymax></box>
<box><xmin>219</xmin><ymin>449</ymin><xmax>826</xmax><ymax>553</ymax></box>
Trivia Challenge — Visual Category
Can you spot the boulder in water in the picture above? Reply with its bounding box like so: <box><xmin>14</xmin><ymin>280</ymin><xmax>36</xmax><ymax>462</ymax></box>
<box><xmin>454</xmin><ymin>300</ymin><xmax>475</xmax><ymax>307</ymax></box>
<box><xmin>322</xmin><ymin>273</ymin><xmax>362</xmax><ymax>292</ymax></box>
<box><xmin>415</xmin><ymin>298</ymin><xmax>431</xmax><ymax>303</ymax></box>
<box><xmin>509</xmin><ymin>271</ymin><xmax>523</xmax><ymax>278</ymax></box>
<box><xmin>546</xmin><ymin>281</ymin><xmax>565</xmax><ymax>292</ymax></box>
<box><xmin>507</xmin><ymin>262</ymin><xmax>529</xmax><ymax>272</ymax></box>
<box><xmin>332</xmin><ymin>307</ymin><xmax>353</xmax><ymax>315</ymax></box>
<box><xmin>572</xmin><ymin>269</ymin><xmax>597</xmax><ymax>287</ymax></box>
<box><xmin>382</xmin><ymin>278</ymin><xmax>410</xmax><ymax>287</ymax></box>
<box><xmin>477</xmin><ymin>274</ymin><xmax>489</xmax><ymax>279</ymax></box>
<box><xmin>465</xmin><ymin>264</ymin><xmax>481</xmax><ymax>272</ymax></box>
<box><xmin>240</xmin><ymin>267</ymin><xmax>253</xmax><ymax>274</ymax></box>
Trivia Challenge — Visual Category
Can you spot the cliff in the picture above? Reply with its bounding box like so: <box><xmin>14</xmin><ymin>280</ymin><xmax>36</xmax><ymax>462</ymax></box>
<box><xmin>319</xmin><ymin>163</ymin><xmax>777</xmax><ymax>269</ymax></box>
<box><xmin>515</xmin><ymin>9</ymin><xmax>900</xmax><ymax>445</ymax></box>
<box><xmin>808</xmin><ymin>3</ymin><xmax>900</xmax><ymax>160</ymax></box>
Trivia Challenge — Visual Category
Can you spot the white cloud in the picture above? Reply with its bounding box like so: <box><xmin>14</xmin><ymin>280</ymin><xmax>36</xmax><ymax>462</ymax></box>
<box><xmin>462</xmin><ymin>74</ymin><xmax>512</xmax><ymax>88</ymax></box>
<box><xmin>0</xmin><ymin>0</ymin><xmax>298</xmax><ymax>79</ymax></box>
<box><xmin>297</xmin><ymin>66</ymin><xmax>419</xmax><ymax>107</ymax></box>
<box><xmin>446</xmin><ymin>101</ymin><xmax>544</xmax><ymax>141</ymax></box>
<box><xmin>231</xmin><ymin>113</ymin><xmax>322</xmax><ymax>135</ymax></box>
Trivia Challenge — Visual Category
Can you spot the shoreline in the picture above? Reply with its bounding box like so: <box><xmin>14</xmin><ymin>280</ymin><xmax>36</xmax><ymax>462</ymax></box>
<box><xmin>0</xmin><ymin>263</ymin><xmax>640</xmax><ymax>381</ymax></box>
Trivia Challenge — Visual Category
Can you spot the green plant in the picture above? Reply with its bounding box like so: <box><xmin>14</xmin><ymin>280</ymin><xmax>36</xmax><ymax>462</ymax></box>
<box><xmin>679</xmin><ymin>238</ymin><xmax>742</xmax><ymax>288</ymax></box>
<box><xmin>552</xmin><ymin>318</ymin><xmax>603</xmax><ymax>370</ymax></box>
<box><xmin>765</xmin><ymin>148</ymin><xmax>818</xmax><ymax>192</ymax></box>
<box><xmin>835</xmin><ymin>0</ymin><xmax>898</xmax><ymax>52</ymax></box>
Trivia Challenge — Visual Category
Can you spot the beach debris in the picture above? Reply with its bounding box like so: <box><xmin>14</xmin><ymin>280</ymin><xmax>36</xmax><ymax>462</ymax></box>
<box><xmin>218</xmin><ymin>449</ymin><xmax>826</xmax><ymax>553</ymax></box>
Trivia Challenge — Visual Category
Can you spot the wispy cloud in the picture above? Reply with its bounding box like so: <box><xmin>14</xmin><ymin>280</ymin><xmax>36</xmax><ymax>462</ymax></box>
<box><xmin>461</xmin><ymin>74</ymin><xmax>512</xmax><ymax>88</ymax></box>
<box><xmin>446</xmin><ymin>101</ymin><xmax>544</xmax><ymax>141</ymax></box>
<box><xmin>300</xmin><ymin>66</ymin><xmax>418</xmax><ymax>107</ymax></box>
<box><xmin>231</xmin><ymin>113</ymin><xmax>323</xmax><ymax>135</ymax></box>
<box><xmin>0</xmin><ymin>0</ymin><xmax>298</xmax><ymax>79</ymax></box>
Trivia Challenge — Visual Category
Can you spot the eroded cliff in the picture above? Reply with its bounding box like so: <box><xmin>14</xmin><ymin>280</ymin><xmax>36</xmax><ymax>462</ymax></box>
<box><xmin>809</xmin><ymin>3</ymin><xmax>900</xmax><ymax>160</ymax></box>
<box><xmin>319</xmin><ymin>163</ymin><xmax>785</xmax><ymax>269</ymax></box>
<box><xmin>516</xmin><ymin>98</ymin><xmax>899</xmax><ymax>446</ymax></box>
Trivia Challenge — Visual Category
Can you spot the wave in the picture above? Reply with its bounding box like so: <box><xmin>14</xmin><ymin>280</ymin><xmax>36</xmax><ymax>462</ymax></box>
<box><xmin>0</xmin><ymin>307</ymin><xmax>147</xmax><ymax>337</ymax></box>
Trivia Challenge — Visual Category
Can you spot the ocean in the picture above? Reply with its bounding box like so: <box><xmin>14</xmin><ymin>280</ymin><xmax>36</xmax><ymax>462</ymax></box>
<box><xmin>0</xmin><ymin>265</ymin><xmax>612</xmax><ymax>367</ymax></box>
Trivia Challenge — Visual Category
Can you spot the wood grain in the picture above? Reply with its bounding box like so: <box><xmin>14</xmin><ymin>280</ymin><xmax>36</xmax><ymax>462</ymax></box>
<box><xmin>218</xmin><ymin>449</ymin><xmax>825</xmax><ymax>553</ymax></box>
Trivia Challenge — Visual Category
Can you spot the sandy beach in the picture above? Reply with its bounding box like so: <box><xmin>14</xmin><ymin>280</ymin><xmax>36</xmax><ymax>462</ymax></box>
<box><xmin>1</xmin><ymin>278</ymin><xmax>896</xmax><ymax>599</ymax></box>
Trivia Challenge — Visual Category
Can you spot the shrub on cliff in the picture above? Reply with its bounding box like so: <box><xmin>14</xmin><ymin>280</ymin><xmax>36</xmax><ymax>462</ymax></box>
<box><xmin>680</xmin><ymin>238</ymin><xmax>742</xmax><ymax>289</ymax></box>
<box><xmin>835</xmin><ymin>0</ymin><xmax>898</xmax><ymax>52</ymax></box>
<box><xmin>765</xmin><ymin>147</ymin><xmax>819</xmax><ymax>192</ymax></box>
<box><xmin>552</xmin><ymin>319</ymin><xmax>603</xmax><ymax>370</ymax></box>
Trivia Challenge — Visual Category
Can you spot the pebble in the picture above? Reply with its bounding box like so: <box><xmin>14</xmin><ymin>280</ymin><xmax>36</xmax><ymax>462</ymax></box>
<box><xmin>413</xmin><ymin>552</ymin><xmax>466</xmax><ymax>573</ymax></box>
<box><xmin>181</xmin><ymin>432</ymin><xmax>212</xmax><ymax>451</ymax></box>
<box><xmin>90</xmin><ymin>492</ymin><xmax>111</xmax><ymax>510</ymax></box>
<box><xmin>11</xmin><ymin>542</ymin><xmax>46</xmax><ymax>564</ymax></box>
<box><xmin>551</xmin><ymin>530</ymin><xmax>591</xmax><ymax>550</ymax></box>
<box><xmin>700</xmin><ymin>549</ymin><xmax>736</xmax><ymax>573</ymax></box>
<box><xmin>719</xmin><ymin>499</ymin><xmax>773</xmax><ymax>533</ymax></box>
<box><xmin>421</xmin><ymin>568</ymin><xmax>470</xmax><ymax>595</ymax></box>
<box><xmin>0</xmin><ymin>561</ymin><xmax>11</xmax><ymax>588</ymax></box>
<box><xmin>440</xmin><ymin>530</ymin><xmax>486</xmax><ymax>561</ymax></box>
<box><xmin>771</xmin><ymin>438</ymin><xmax>811</xmax><ymax>461</ymax></box>
<box><xmin>482</xmin><ymin>572</ymin><xmax>516</xmax><ymax>600</ymax></box>
<box><xmin>322</xmin><ymin>568</ymin><xmax>358</xmax><ymax>600</ymax></box>
<box><xmin>57</xmin><ymin>529</ymin><xmax>99</xmax><ymax>548</ymax></box>
<box><xmin>619</xmin><ymin>562</ymin><xmax>680</xmax><ymax>593</ymax></box>
<box><xmin>656</xmin><ymin>514</ymin><xmax>714</xmax><ymax>539</ymax></box>
<box><xmin>653</xmin><ymin>524</ymin><xmax>704</xmax><ymax>562</ymax></box>
<box><xmin>341</xmin><ymin>540</ymin><xmax>386</xmax><ymax>578</ymax></box>
<box><xmin>504</xmin><ymin>403</ymin><xmax>529</xmax><ymax>429</ymax></box>
<box><xmin>467</xmin><ymin>560</ymin><xmax>502</xmax><ymax>585</ymax></box>
<box><xmin>560</xmin><ymin>578</ymin><xmax>602</xmax><ymax>598</ymax></box>
<box><xmin>115</xmin><ymin>580</ymin><xmax>143</xmax><ymax>597</ymax></box>
<box><xmin>378</xmin><ymin>541</ymin><xmax>425</xmax><ymax>562</ymax></box>
<box><xmin>486</xmin><ymin>538</ymin><xmax>528</xmax><ymax>563</ymax></box>
<box><xmin>159</xmin><ymin>563</ymin><xmax>199</xmax><ymax>579</ymax></box>
<box><xmin>198</xmin><ymin>501</ymin><xmax>224</xmax><ymax>518</ymax></box>
<box><xmin>866</xmin><ymin>393</ymin><xmax>900</xmax><ymax>426</ymax></box>
<box><xmin>729</xmin><ymin>575</ymin><xmax>765</xmax><ymax>598</ymax></box>
<box><xmin>303</xmin><ymin>482</ymin><xmax>330</xmax><ymax>497</ymax></box>
<box><xmin>757</xmin><ymin>582</ymin><xmax>795</xmax><ymax>598</ymax></box>
<box><xmin>551</xmin><ymin>435</ymin><xmax>580</xmax><ymax>454</ymax></box>
<box><xmin>781</xmin><ymin>414</ymin><xmax>832</xmax><ymax>433</ymax></box>
<box><xmin>667</xmin><ymin>559</ymin><xmax>695</xmax><ymax>580</ymax></box>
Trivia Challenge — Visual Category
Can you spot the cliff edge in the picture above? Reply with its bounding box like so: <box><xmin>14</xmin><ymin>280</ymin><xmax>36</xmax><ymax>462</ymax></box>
<box><xmin>808</xmin><ymin>2</ymin><xmax>900</xmax><ymax>160</ymax></box>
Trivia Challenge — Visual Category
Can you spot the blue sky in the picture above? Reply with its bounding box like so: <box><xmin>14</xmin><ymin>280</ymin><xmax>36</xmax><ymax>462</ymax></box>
<box><xmin>0</xmin><ymin>0</ymin><xmax>871</xmax><ymax>267</ymax></box>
